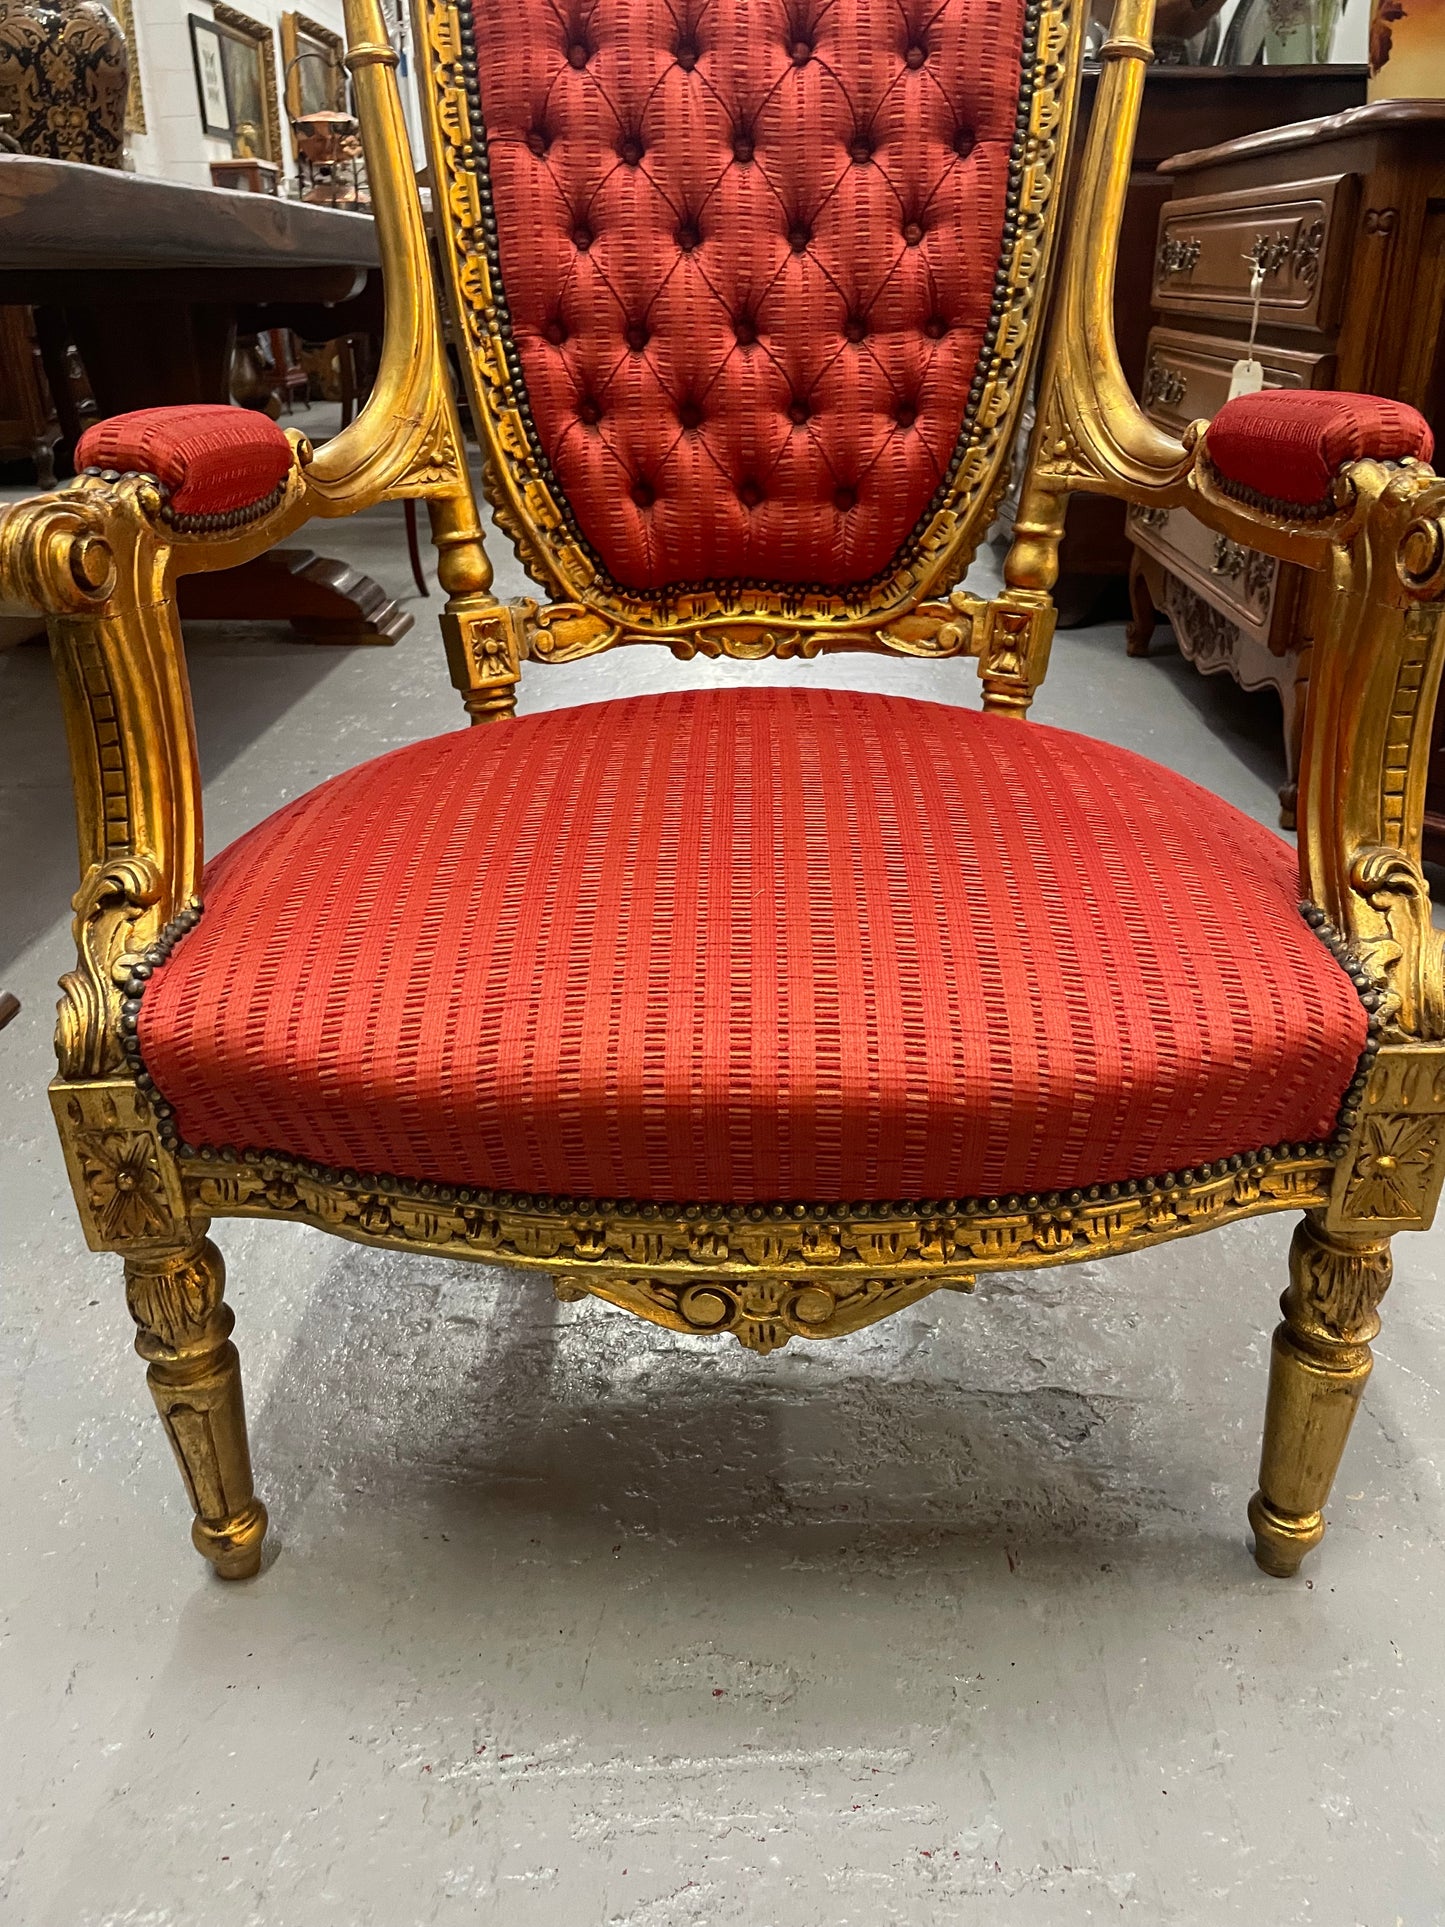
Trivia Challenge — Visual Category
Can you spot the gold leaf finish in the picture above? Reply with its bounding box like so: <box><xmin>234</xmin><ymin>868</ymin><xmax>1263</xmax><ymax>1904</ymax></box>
<box><xmin>125</xmin><ymin>1235</ymin><xmax>267</xmax><ymax>1578</ymax></box>
<box><xmin>0</xmin><ymin>0</ymin><xmax>1441</xmax><ymax>1579</ymax></box>
<box><xmin>51</xmin><ymin>1079</ymin><xmax>187</xmax><ymax>1253</ymax></box>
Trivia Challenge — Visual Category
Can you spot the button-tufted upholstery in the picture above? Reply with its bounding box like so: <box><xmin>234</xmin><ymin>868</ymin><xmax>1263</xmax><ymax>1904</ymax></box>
<box><xmin>472</xmin><ymin>0</ymin><xmax>1028</xmax><ymax>590</ymax></box>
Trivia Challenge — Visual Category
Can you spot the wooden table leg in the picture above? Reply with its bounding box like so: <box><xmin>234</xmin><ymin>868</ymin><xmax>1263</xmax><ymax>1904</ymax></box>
<box><xmin>177</xmin><ymin>548</ymin><xmax>413</xmax><ymax>644</ymax></box>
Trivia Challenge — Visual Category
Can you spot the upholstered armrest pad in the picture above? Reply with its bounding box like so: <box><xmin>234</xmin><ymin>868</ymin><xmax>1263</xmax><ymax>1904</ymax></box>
<box><xmin>75</xmin><ymin>405</ymin><xmax>294</xmax><ymax>524</ymax></box>
<box><xmin>1202</xmin><ymin>390</ymin><xmax>1434</xmax><ymax>513</ymax></box>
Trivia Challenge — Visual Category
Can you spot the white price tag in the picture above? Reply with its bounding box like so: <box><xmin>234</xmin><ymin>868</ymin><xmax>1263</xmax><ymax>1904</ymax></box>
<box><xmin>1228</xmin><ymin>257</ymin><xmax>1267</xmax><ymax>399</ymax></box>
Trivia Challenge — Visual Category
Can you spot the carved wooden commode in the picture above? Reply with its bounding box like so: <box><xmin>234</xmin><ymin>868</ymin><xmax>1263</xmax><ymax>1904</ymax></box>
<box><xmin>2</xmin><ymin>0</ymin><xmax>1445</xmax><ymax>1586</ymax></box>
<box><xmin>1128</xmin><ymin>101</ymin><xmax>1445</xmax><ymax>830</ymax></box>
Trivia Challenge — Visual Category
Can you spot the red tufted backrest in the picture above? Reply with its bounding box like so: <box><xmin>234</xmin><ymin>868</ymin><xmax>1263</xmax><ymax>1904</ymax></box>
<box><xmin>465</xmin><ymin>0</ymin><xmax>1035</xmax><ymax>593</ymax></box>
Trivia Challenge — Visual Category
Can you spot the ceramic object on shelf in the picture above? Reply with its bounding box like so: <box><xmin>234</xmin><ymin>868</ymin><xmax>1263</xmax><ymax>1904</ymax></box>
<box><xmin>0</xmin><ymin>0</ymin><xmax>128</xmax><ymax>167</ymax></box>
<box><xmin>1264</xmin><ymin>0</ymin><xmax>1344</xmax><ymax>62</ymax></box>
<box><xmin>1369</xmin><ymin>0</ymin><xmax>1445</xmax><ymax>97</ymax></box>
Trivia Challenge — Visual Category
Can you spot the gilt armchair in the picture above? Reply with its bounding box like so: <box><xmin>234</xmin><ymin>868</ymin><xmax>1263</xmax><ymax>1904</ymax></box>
<box><xmin>5</xmin><ymin>0</ymin><xmax>1445</xmax><ymax>1585</ymax></box>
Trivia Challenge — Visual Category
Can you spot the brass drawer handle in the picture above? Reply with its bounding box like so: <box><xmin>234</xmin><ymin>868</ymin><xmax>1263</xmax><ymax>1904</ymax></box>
<box><xmin>1143</xmin><ymin>358</ymin><xmax>1187</xmax><ymax>409</ymax></box>
<box><xmin>1247</xmin><ymin>219</ymin><xmax>1326</xmax><ymax>289</ymax></box>
<box><xmin>1157</xmin><ymin>235</ymin><xmax>1200</xmax><ymax>277</ymax></box>
<box><xmin>1211</xmin><ymin>534</ymin><xmax>1274</xmax><ymax>610</ymax></box>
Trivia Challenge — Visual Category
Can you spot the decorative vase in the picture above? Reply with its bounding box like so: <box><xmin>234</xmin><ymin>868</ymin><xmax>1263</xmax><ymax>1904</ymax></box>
<box><xmin>0</xmin><ymin>0</ymin><xmax>128</xmax><ymax>168</ymax></box>
<box><xmin>1368</xmin><ymin>0</ymin><xmax>1445</xmax><ymax>98</ymax></box>
<box><xmin>1263</xmin><ymin>0</ymin><xmax>1344</xmax><ymax>60</ymax></box>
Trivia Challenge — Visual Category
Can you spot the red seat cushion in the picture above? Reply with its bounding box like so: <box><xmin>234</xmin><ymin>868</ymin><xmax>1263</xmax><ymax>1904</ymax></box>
<box><xmin>136</xmin><ymin>689</ymin><xmax>1366</xmax><ymax>1204</ymax></box>
<box><xmin>76</xmin><ymin>405</ymin><xmax>293</xmax><ymax>518</ymax></box>
<box><xmin>471</xmin><ymin>0</ymin><xmax>1027</xmax><ymax>588</ymax></box>
<box><xmin>1205</xmin><ymin>390</ymin><xmax>1434</xmax><ymax>509</ymax></box>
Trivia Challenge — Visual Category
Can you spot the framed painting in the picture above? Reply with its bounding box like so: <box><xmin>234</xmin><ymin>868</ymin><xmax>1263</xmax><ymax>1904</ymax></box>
<box><xmin>188</xmin><ymin>17</ymin><xmax>232</xmax><ymax>139</ymax></box>
<box><xmin>211</xmin><ymin>6</ymin><xmax>283</xmax><ymax>163</ymax></box>
<box><xmin>281</xmin><ymin>12</ymin><xmax>346</xmax><ymax>133</ymax></box>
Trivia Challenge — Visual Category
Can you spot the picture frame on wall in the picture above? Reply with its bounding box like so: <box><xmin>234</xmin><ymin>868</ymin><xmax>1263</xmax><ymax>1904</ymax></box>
<box><xmin>211</xmin><ymin>5</ymin><xmax>284</xmax><ymax>164</ymax></box>
<box><xmin>281</xmin><ymin>12</ymin><xmax>346</xmax><ymax>130</ymax></box>
<box><xmin>189</xmin><ymin>16</ymin><xmax>232</xmax><ymax>139</ymax></box>
<box><xmin>116</xmin><ymin>0</ymin><xmax>147</xmax><ymax>134</ymax></box>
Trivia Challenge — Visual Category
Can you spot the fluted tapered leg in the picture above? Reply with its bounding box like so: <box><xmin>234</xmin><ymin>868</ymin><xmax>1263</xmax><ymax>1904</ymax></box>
<box><xmin>1248</xmin><ymin>1214</ymin><xmax>1392</xmax><ymax>1578</ymax></box>
<box><xmin>124</xmin><ymin>1234</ymin><xmax>267</xmax><ymax>1579</ymax></box>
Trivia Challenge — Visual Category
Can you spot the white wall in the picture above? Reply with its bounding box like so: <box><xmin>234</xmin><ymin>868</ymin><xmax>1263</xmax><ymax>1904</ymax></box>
<box><xmin>1205</xmin><ymin>0</ymin><xmax>1370</xmax><ymax>65</ymax></box>
<box><xmin>124</xmin><ymin>3</ymin><xmax>1366</xmax><ymax>193</ymax></box>
<box><xmin>123</xmin><ymin>0</ymin><xmax>424</xmax><ymax>190</ymax></box>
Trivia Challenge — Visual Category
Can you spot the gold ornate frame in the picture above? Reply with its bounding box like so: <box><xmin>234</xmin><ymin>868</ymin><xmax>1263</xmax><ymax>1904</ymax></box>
<box><xmin>2</xmin><ymin>0</ymin><xmax>1444</xmax><ymax>1585</ymax></box>
<box><xmin>212</xmin><ymin>3</ymin><xmax>285</xmax><ymax>166</ymax></box>
<box><xmin>280</xmin><ymin>10</ymin><xmax>346</xmax><ymax>142</ymax></box>
<box><xmin>116</xmin><ymin>0</ymin><xmax>147</xmax><ymax>135</ymax></box>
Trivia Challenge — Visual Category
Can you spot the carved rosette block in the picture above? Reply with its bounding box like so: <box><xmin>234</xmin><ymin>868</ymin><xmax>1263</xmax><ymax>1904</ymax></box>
<box><xmin>125</xmin><ymin>1234</ymin><xmax>267</xmax><ymax>1579</ymax></box>
<box><xmin>51</xmin><ymin>1077</ymin><xmax>187</xmax><ymax>1252</ymax></box>
<box><xmin>978</xmin><ymin>594</ymin><xmax>1057</xmax><ymax>715</ymax></box>
<box><xmin>1327</xmin><ymin>1044</ymin><xmax>1445</xmax><ymax>1235</ymax></box>
<box><xmin>440</xmin><ymin>597</ymin><xmax>524</xmax><ymax>722</ymax></box>
<box><xmin>1249</xmin><ymin>1214</ymin><xmax>1393</xmax><ymax>1579</ymax></box>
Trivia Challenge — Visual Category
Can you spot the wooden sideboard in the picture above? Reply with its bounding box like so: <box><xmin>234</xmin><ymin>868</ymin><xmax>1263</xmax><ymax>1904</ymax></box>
<box><xmin>0</xmin><ymin>154</ymin><xmax>408</xmax><ymax>645</ymax></box>
<box><xmin>996</xmin><ymin>64</ymin><xmax>1367</xmax><ymax>623</ymax></box>
<box><xmin>1127</xmin><ymin>101</ymin><xmax>1445</xmax><ymax>832</ymax></box>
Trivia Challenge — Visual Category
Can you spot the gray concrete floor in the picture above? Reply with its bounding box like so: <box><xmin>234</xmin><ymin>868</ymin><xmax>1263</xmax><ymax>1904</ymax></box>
<box><xmin>3</xmin><ymin>414</ymin><xmax>1444</xmax><ymax>1925</ymax></box>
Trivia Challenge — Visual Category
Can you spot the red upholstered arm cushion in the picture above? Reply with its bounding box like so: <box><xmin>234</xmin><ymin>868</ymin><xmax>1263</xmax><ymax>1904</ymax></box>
<box><xmin>1203</xmin><ymin>389</ymin><xmax>1434</xmax><ymax>511</ymax></box>
<box><xmin>75</xmin><ymin>405</ymin><xmax>294</xmax><ymax>522</ymax></box>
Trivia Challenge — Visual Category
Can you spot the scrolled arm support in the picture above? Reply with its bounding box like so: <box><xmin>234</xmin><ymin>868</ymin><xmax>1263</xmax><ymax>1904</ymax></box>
<box><xmin>0</xmin><ymin>0</ymin><xmax>512</xmax><ymax>1084</ymax></box>
<box><xmin>1006</xmin><ymin>10</ymin><xmax>1445</xmax><ymax>1039</ymax></box>
<box><xmin>1010</xmin><ymin>0</ymin><xmax>1197</xmax><ymax>529</ymax></box>
<box><xmin>0</xmin><ymin>474</ymin><xmax>213</xmax><ymax>1077</ymax></box>
<box><xmin>1289</xmin><ymin>465</ymin><xmax>1445</xmax><ymax>1039</ymax></box>
<box><xmin>997</xmin><ymin>0</ymin><xmax>1197</xmax><ymax>708</ymax></box>
<box><xmin>301</xmin><ymin>0</ymin><xmax>484</xmax><ymax>548</ymax></box>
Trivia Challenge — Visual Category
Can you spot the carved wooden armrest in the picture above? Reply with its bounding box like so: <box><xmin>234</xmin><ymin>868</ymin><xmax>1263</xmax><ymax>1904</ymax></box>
<box><xmin>1199</xmin><ymin>391</ymin><xmax>1434</xmax><ymax>522</ymax></box>
<box><xmin>74</xmin><ymin>406</ymin><xmax>299</xmax><ymax>535</ymax></box>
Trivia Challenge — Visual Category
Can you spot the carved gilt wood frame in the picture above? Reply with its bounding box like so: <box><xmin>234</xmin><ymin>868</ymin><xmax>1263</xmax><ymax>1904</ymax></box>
<box><xmin>0</xmin><ymin>0</ymin><xmax>1444</xmax><ymax>1580</ymax></box>
<box><xmin>211</xmin><ymin>5</ymin><xmax>285</xmax><ymax>166</ymax></box>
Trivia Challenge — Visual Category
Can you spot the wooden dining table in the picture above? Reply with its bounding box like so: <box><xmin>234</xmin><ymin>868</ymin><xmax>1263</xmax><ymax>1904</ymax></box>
<box><xmin>0</xmin><ymin>154</ymin><xmax>409</xmax><ymax>644</ymax></box>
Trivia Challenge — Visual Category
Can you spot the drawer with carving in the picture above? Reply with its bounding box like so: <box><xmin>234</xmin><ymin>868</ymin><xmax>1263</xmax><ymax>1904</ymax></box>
<box><xmin>1128</xmin><ymin>498</ymin><xmax>1278</xmax><ymax>641</ymax></box>
<box><xmin>1140</xmin><ymin>327</ymin><xmax>1334</xmax><ymax>435</ymax></box>
<box><xmin>1151</xmin><ymin>174</ymin><xmax>1358</xmax><ymax>332</ymax></box>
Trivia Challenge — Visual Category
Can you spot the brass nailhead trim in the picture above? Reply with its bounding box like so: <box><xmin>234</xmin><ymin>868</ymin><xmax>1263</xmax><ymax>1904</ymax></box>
<box><xmin>82</xmin><ymin>469</ymin><xmax>288</xmax><ymax>532</ymax></box>
<box><xmin>1199</xmin><ymin>450</ymin><xmax>1341</xmax><ymax>523</ymax></box>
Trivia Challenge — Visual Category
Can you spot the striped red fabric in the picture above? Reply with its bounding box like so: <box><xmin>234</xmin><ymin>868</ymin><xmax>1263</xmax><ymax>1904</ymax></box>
<box><xmin>75</xmin><ymin>405</ymin><xmax>293</xmax><ymax>516</ymax></box>
<box><xmin>471</xmin><ymin>0</ymin><xmax>1026</xmax><ymax>587</ymax></box>
<box><xmin>137</xmin><ymin>689</ymin><xmax>1366</xmax><ymax>1204</ymax></box>
<box><xmin>1206</xmin><ymin>390</ymin><xmax>1434</xmax><ymax>507</ymax></box>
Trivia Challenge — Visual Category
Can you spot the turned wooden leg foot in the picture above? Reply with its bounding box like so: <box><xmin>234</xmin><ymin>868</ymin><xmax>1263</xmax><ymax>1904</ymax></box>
<box><xmin>125</xmin><ymin>1234</ymin><xmax>268</xmax><ymax>1580</ymax></box>
<box><xmin>1126</xmin><ymin>553</ymin><xmax>1158</xmax><ymax>658</ymax></box>
<box><xmin>1248</xmin><ymin>1215</ymin><xmax>1391</xmax><ymax>1579</ymax></box>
